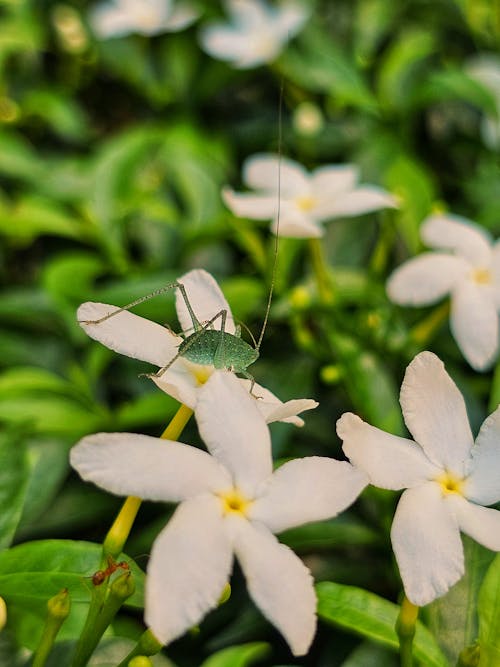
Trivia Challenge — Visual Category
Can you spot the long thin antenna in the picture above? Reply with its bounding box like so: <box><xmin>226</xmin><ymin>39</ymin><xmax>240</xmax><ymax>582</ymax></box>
<box><xmin>256</xmin><ymin>78</ymin><xmax>283</xmax><ymax>351</ymax></box>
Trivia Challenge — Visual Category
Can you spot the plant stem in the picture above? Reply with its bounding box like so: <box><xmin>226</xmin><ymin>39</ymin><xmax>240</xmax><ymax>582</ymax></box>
<box><xmin>396</xmin><ymin>596</ymin><xmax>419</xmax><ymax>667</ymax></box>
<box><xmin>114</xmin><ymin>629</ymin><xmax>164</xmax><ymax>667</ymax></box>
<box><xmin>307</xmin><ymin>238</ymin><xmax>335</xmax><ymax>305</ymax></box>
<box><xmin>409</xmin><ymin>301</ymin><xmax>450</xmax><ymax>346</ymax></box>
<box><xmin>32</xmin><ymin>589</ymin><xmax>70</xmax><ymax>667</ymax></box>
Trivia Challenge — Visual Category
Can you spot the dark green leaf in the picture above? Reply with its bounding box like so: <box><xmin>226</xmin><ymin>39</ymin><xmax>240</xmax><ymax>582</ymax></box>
<box><xmin>199</xmin><ymin>642</ymin><xmax>271</xmax><ymax>667</ymax></box>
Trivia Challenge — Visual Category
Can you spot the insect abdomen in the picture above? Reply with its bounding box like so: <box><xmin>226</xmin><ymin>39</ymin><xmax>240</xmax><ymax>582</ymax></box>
<box><xmin>179</xmin><ymin>330</ymin><xmax>258</xmax><ymax>370</ymax></box>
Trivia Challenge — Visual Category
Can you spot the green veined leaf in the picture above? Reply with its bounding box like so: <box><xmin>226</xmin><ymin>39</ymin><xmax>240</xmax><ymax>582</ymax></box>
<box><xmin>478</xmin><ymin>553</ymin><xmax>500</xmax><ymax>665</ymax></box>
<box><xmin>199</xmin><ymin>642</ymin><xmax>271</xmax><ymax>667</ymax></box>
<box><xmin>0</xmin><ymin>428</ymin><xmax>29</xmax><ymax>550</ymax></box>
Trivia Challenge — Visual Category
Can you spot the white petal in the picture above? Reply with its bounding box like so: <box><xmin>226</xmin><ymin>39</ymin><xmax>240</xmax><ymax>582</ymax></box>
<box><xmin>243</xmin><ymin>154</ymin><xmax>310</xmax><ymax>196</ymax></box>
<box><xmin>399</xmin><ymin>352</ymin><xmax>474</xmax><ymax>475</ymax></box>
<box><xmin>465</xmin><ymin>405</ymin><xmax>500</xmax><ymax>505</ymax></box>
<box><xmin>337</xmin><ymin>413</ymin><xmax>439</xmax><ymax>490</ymax></box>
<box><xmin>232</xmin><ymin>517</ymin><xmax>316</xmax><ymax>656</ymax></box>
<box><xmin>176</xmin><ymin>269</ymin><xmax>235</xmax><ymax>335</ymax></box>
<box><xmin>226</xmin><ymin>0</ymin><xmax>267</xmax><ymax>29</ymax></box>
<box><xmin>90</xmin><ymin>3</ymin><xmax>135</xmax><ymax>38</ymax></box>
<box><xmin>273</xmin><ymin>1</ymin><xmax>310</xmax><ymax>39</ymax></box>
<box><xmin>146</xmin><ymin>495</ymin><xmax>233</xmax><ymax>645</ymax></box>
<box><xmin>70</xmin><ymin>432</ymin><xmax>230</xmax><ymax>501</ymax></box>
<box><xmin>162</xmin><ymin>2</ymin><xmax>199</xmax><ymax>31</ymax></box>
<box><xmin>492</xmin><ymin>240</ymin><xmax>500</xmax><ymax>307</ymax></box>
<box><xmin>310</xmin><ymin>164</ymin><xmax>359</xmax><ymax>197</ymax></box>
<box><xmin>316</xmin><ymin>185</ymin><xmax>397</xmax><ymax>219</ymax></box>
<box><xmin>391</xmin><ymin>483</ymin><xmax>464</xmax><ymax>606</ymax></box>
<box><xmin>237</xmin><ymin>378</ymin><xmax>318</xmax><ymax>426</ymax></box>
<box><xmin>199</xmin><ymin>24</ymin><xmax>256</xmax><ymax>65</ymax></box>
<box><xmin>151</xmin><ymin>359</ymin><xmax>212</xmax><ymax>408</ymax></box>
<box><xmin>386</xmin><ymin>254</ymin><xmax>468</xmax><ymax>306</ymax></box>
<box><xmin>450</xmin><ymin>281</ymin><xmax>499</xmax><ymax>371</ymax></box>
<box><xmin>77</xmin><ymin>302</ymin><xmax>181</xmax><ymax>367</ymax></box>
<box><xmin>446</xmin><ymin>494</ymin><xmax>500</xmax><ymax>551</ymax></box>
<box><xmin>222</xmin><ymin>187</ymin><xmax>279</xmax><ymax>220</ymax></box>
<box><xmin>421</xmin><ymin>214</ymin><xmax>493</xmax><ymax>266</ymax></box>
<box><xmin>269</xmin><ymin>213</ymin><xmax>323</xmax><ymax>238</ymax></box>
<box><xmin>196</xmin><ymin>372</ymin><xmax>273</xmax><ymax>495</ymax></box>
<box><xmin>249</xmin><ymin>457</ymin><xmax>367</xmax><ymax>534</ymax></box>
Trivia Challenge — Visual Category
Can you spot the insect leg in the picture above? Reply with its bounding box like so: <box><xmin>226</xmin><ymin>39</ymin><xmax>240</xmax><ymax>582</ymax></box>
<box><xmin>213</xmin><ymin>309</ymin><xmax>228</xmax><ymax>370</ymax></box>
<box><xmin>149</xmin><ymin>309</ymin><xmax>227</xmax><ymax>379</ymax></box>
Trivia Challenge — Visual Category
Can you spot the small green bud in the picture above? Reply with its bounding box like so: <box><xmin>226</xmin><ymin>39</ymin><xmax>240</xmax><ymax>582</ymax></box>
<box><xmin>457</xmin><ymin>644</ymin><xmax>480</xmax><ymax>667</ymax></box>
<box><xmin>137</xmin><ymin>629</ymin><xmax>164</xmax><ymax>655</ymax></box>
<box><xmin>289</xmin><ymin>286</ymin><xmax>312</xmax><ymax>310</ymax></box>
<box><xmin>110</xmin><ymin>571</ymin><xmax>135</xmax><ymax>601</ymax></box>
<box><xmin>128</xmin><ymin>657</ymin><xmax>153</xmax><ymax>667</ymax></box>
<box><xmin>218</xmin><ymin>582</ymin><xmax>231</xmax><ymax>605</ymax></box>
<box><xmin>320</xmin><ymin>364</ymin><xmax>343</xmax><ymax>384</ymax></box>
<box><xmin>293</xmin><ymin>102</ymin><xmax>324</xmax><ymax>137</ymax></box>
<box><xmin>0</xmin><ymin>597</ymin><xmax>6</xmax><ymax>630</ymax></box>
<box><xmin>47</xmin><ymin>588</ymin><xmax>71</xmax><ymax>620</ymax></box>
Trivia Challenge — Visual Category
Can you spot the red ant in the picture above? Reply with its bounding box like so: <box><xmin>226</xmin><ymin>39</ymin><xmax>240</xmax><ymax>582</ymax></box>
<box><xmin>91</xmin><ymin>555</ymin><xmax>129</xmax><ymax>586</ymax></box>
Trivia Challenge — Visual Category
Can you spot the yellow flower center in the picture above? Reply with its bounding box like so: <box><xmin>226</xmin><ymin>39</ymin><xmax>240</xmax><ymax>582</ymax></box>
<box><xmin>436</xmin><ymin>471</ymin><xmax>465</xmax><ymax>496</ymax></box>
<box><xmin>218</xmin><ymin>488</ymin><xmax>253</xmax><ymax>517</ymax></box>
<box><xmin>184</xmin><ymin>361</ymin><xmax>213</xmax><ymax>386</ymax></box>
<box><xmin>296</xmin><ymin>195</ymin><xmax>317</xmax><ymax>212</ymax></box>
<box><xmin>471</xmin><ymin>268</ymin><xmax>492</xmax><ymax>285</ymax></box>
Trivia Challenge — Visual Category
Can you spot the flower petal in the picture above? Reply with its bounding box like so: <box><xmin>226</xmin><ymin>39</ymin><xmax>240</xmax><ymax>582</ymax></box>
<box><xmin>199</xmin><ymin>24</ymin><xmax>259</xmax><ymax>66</ymax></box>
<box><xmin>196</xmin><ymin>372</ymin><xmax>273</xmax><ymax>495</ymax></box>
<box><xmin>386</xmin><ymin>253</ymin><xmax>468</xmax><ymax>306</ymax></box>
<box><xmin>146</xmin><ymin>495</ymin><xmax>233</xmax><ymax>645</ymax></box>
<box><xmin>238</xmin><ymin>378</ymin><xmax>318</xmax><ymax>426</ymax></box>
<box><xmin>337</xmin><ymin>413</ymin><xmax>439</xmax><ymax>490</ymax></box>
<box><xmin>446</xmin><ymin>494</ymin><xmax>500</xmax><ymax>551</ymax></box>
<box><xmin>450</xmin><ymin>281</ymin><xmax>499</xmax><ymax>371</ymax></box>
<box><xmin>90</xmin><ymin>3</ymin><xmax>135</xmax><ymax>38</ymax></box>
<box><xmin>399</xmin><ymin>352</ymin><xmax>474</xmax><ymax>475</ymax></box>
<box><xmin>152</xmin><ymin>360</ymin><xmax>212</xmax><ymax>408</ymax></box>
<box><xmin>77</xmin><ymin>302</ymin><xmax>181</xmax><ymax>367</ymax></box>
<box><xmin>316</xmin><ymin>185</ymin><xmax>397</xmax><ymax>219</ymax></box>
<box><xmin>492</xmin><ymin>240</ymin><xmax>500</xmax><ymax>308</ymax></box>
<box><xmin>310</xmin><ymin>164</ymin><xmax>359</xmax><ymax>197</ymax></box>
<box><xmin>176</xmin><ymin>269</ymin><xmax>236</xmax><ymax>335</ymax></box>
<box><xmin>231</xmin><ymin>517</ymin><xmax>316</xmax><ymax>656</ymax></box>
<box><xmin>391</xmin><ymin>483</ymin><xmax>464</xmax><ymax>606</ymax></box>
<box><xmin>249</xmin><ymin>457</ymin><xmax>367</xmax><ymax>533</ymax></box>
<box><xmin>421</xmin><ymin>214</ymin><xmax>493</xmax><ymax>266</ymax></box>
<box><xmin>465</xmin><ymin>405</ymin><xmax>500</xmax><ymax>505</ymax></box>
<box><xmin>162</xmin><ymin>2</ymin><xmax>199</xmax><ymax>31</ymax></box>
<box><xmin>70</xmin><ymin>432</ymin><xmax>231</xmax><ymax>502</ymax></box>
<box><xmin>222</xmin><ymin>187</ymin><xmax>280</xmax><ymax>220</ymax></box>
<box><xmin>243</xmin><ymin>154</ymin><xmax>310</xmax><ymax>196</ymax></box>
<box><xmin>273</xmin><ymin>1</ymin><xmax>310</xmax><ymax>40</ymax></box>
<box><xmin>270</xmin><ymin>213</ymin><xmax>323</xmax><ymax>238</ymax></box>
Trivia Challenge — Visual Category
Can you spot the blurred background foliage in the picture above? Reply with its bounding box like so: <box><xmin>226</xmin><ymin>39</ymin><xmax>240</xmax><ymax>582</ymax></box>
<box><xmin>0</xmin><ymin>0</ymin><xmax>499</xmax><ymax>665</ymax></box>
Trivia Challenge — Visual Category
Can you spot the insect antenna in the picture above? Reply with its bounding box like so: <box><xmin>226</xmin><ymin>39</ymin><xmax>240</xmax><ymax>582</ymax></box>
<box><xmin>256</xmin><ymin>78</ymin><xmax>284</xmax><ymax>352</ymax></box>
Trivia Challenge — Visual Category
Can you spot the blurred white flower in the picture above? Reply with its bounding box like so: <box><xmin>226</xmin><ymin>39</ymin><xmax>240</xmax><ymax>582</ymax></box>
<box><xmin>90</xmin><ymin>0</ymin><xmax>199</xmax><ymax>39</ymax></box>
<box><xmin>337</xmin><ymin>351</ymin><xmax>500</xmax><ymax>607</ymax></box>
<box><xmin>387</xmin><ymin>213</ymin><xmax>500</xmax><ymax>370</ymax></box>
<box><xmin>71</xmin><ymin>372</ymin><xmax>367</xmax><ymax>654</ymax></box>
<box><xmin>223</xmin><ymin>153</ymin><xmax>398</xmax><ymax>238</ymax></box>
<box><xmin>199</xmin><ymin>0</ymin><xmax>309</xmax><ymax>69</ymax></box>
<box><xmin>466</xmin><ymin>54</ymin><xmax>500</xmax><ymax>150</ymax></box>
<box><xmin>78</xmin><ymin>269</ymin><xmax>317</xmax><ymax>426</ymax></box>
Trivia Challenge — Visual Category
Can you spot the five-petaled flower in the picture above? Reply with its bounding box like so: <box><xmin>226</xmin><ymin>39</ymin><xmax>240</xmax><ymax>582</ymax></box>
<box><xmin>223</xmin><ymin>153</ymin><xmax>397</xmax><ymax>238</ymax></box>
<box><xmin>387</xmin><ymin>213</ymin><xmax>500</xmax><ymax>371</ymax></box>
<box><xmin>78</xmin><ymin>269</ymin><xmax>317</xmax><ymax>426</ymax></box>
<box><xmin>199</xmin><ymin>0</ymin><xmax>309</xmax><ymax>69</ymax></box>
<box><xmin>337</xmin><ymin>351</ymin><xmax>500</xmax><ymax>607</ymax></box>
<box><xmin>71</xmin><ymin>371</ymin><xmax>367</xmax><ymax>654</ymax></box>
<box><xmin>90</xmin><ymin>0</ymin><xmax>199</xmax><ymax>39</ymax></box>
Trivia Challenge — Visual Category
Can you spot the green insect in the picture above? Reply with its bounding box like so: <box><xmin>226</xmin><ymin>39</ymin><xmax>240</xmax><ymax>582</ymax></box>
<box><xmin>81</xmin><ymin>274</ymin><xmax>273</xmax><ymax>390</ymax></box>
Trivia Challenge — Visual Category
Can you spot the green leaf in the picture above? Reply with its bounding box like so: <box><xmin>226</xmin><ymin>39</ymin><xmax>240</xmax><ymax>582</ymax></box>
<box><xmin>0</xmin><ymin>428</ymin><xmax>29</xmax><ymax>550</ymax></box>
<box><xmin>317</xmin><ymin>582</ymin><xmax>448</xmax><ymax>667</ymax></box>
<box><xmin>22</xmin><ymin>88</ymin><xmax>90</xmax><ymax>142</ymax></box>
<box><xmin>199</xmin><ymin>642</ymin><xmax>271</xmax><ymax>667</ymax></box>
<box><xmin>279</xmin><ymin>515</ymin><xmax>379</xmax><ymax>552</ymax></box>
<box><xmin>418</xmin><ymin>68</ymin><xmax>499</xmax><ymax>116</ymax></box>
<box><xmin>478</xmin><ymin>553</ymin><xmax>500</xmax><ymax>666</ymax></box>
<box><xmin>0</xmin><ymin>540</ymin><xmax>144</xmax><ymax>650</ymax></box>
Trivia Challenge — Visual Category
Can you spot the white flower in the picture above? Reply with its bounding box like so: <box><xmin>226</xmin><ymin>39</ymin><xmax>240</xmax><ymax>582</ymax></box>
<box><xmin>90</xmin><ymin>0</ymin><xmax>199</xmax><ymax>39</ymax></box>
<box><xmin>337</xmin><ymin>351</ymin><xmax>500</xmax><ymax>607</ymax></box>
<box><xmin>71</xmin><ymin>371</ymin><xmax>367</xmax><ymax>655</ymax></box>
<box><xmin>223</xmin><ymin>154</ymin><xmax>398</xmax><ymax>238</ymax></box>
<box><xmin>387</xmin><ymin>213</ymin><xmax>500</xmax><ymax>371</ymax></box>
<box><xmin>199</xmin><ymin>0</ymin><xmax>309</xmax><ymax>69</ymax></box>
<box><xmin>465</xmin><ymin>54</ymin><xmax>500</xmax><ymax>150</ymax></box>
<box><xmin>78</xmin><ymin>268</ymin><xmax>317</xmax><ymax>426</ymax></box>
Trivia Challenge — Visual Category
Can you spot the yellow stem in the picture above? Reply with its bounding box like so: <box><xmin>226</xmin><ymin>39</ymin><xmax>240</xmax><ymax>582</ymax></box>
<box><xmin>308</xmin><ymin>238</ymin><xmax>335</xmax><ymax>305</ymax></box>
<box><xmin>103</xmin><ymin>404</ymin><xmax>193</xmax><ymax>558</ymax></box>
<box><xmin>396</xmin><ymin>596</ymin><xmax>419</xmax><ymax>667</ymax></box>
<box><xmin>409</xmin><ymin>301</ymin><xmax>450</xmax><ymax>346</ymax></box>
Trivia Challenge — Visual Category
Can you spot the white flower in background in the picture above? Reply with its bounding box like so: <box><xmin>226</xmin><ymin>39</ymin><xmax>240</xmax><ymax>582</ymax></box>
<box><xmin>71</xmin><ymin>372</ymin><xmax>368</xmax><ymax>654</ymax></box>
<box><xmin>387</xmin><ymin>213</ymin><xmax>500</xmax><ymax>371</ymax></box>
<box><xmin>78</xmin><ymin>269</ymin><xmax>317</xmax><ymax>426</ymax></box>
<box><xmin>223</xmin><ymin>154</ymin><xmax>398</xmax><ymax>238</ymax></box>
<box><xmin>90</xmin><ymin>0</ymin><xmax>199</xmax><ymax>39</ymax></box>
<box><xmin>465</xmin><ymin>54</ymin><xmax>500</xmax><ymax>150</ymax></box>
<box><xmin>199</xmin><ymin>0</ymin><xmax>309</xmax><ymax>69</ymax></box>
<box><xmin>337</xmin><ymin>351</ymin><xmax>500</xmax><ymax>607</ymax></box>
